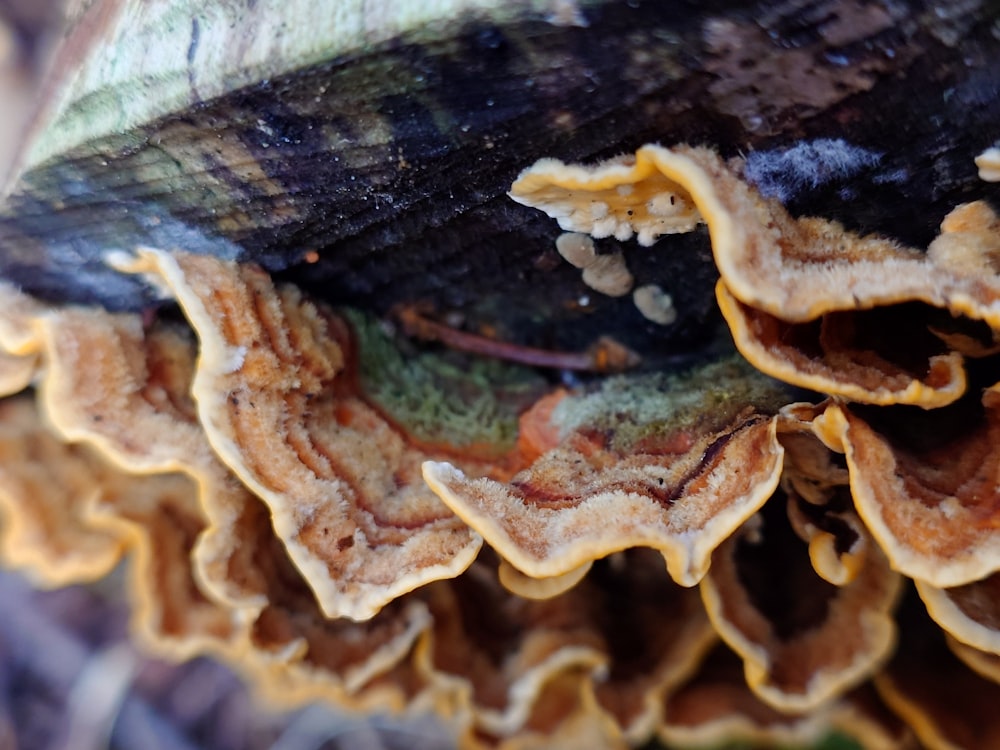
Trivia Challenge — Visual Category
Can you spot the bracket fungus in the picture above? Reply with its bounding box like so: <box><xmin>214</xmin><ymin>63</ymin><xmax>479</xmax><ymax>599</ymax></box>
<box><xmin>659</xmin><ymin>647</ymin><xmax>910</xmax><ymax>750</ymax></box>
<box><xmin>423</xmin><ymin>358</ymin><xmax>789</xmax><ymax>587</ymax></box>
<box><xmin>821</xmin><ymin>389</ymin><xmax>1000</xmax><ymax>589</ymax></box>
<box><xmin>511</xmin><ymin>144</ymin><xmax>990</xmax><ymax>409</ymax></box>
<box><xmin>509</xmin><ymin>151</ymin><xmax>702</xmax><ymax>246</ymax></box>
<box><xmin>0</xmin><ymin>396</ymin><xmax>125</xmax><ymax>587</ymax></box>
<box><xmin>5</xmin><ymin>3</ymin><xmax>1000</xmax><ymax>748</ymax></box>
<box><xmin>5</xmin><ymin>133</ymin><xmax>1000</xmax><ymax>747</ymax></box>
<box><xmin>785</xmin><ymin>488</ymin><xmax>870</xmax><ymax>587</ymax></box>
<box><xmin>916</xmin><ymin>574</ymin><xmax>1000</xmax><ymax>658</ymax></box>
<box><xmin>119</xmin><ymin>248</ymin><xmax>486</xmax><ymax>622</ymax></box>
<box><xmin>699</xmin><ymin>495</ymin><xmax>901</xmax><ymax>712</ymax></box>
<box><xmin>875</xmin><ymin>596</ymin><xmax>1000</xmax><ymax>750</ymax></box>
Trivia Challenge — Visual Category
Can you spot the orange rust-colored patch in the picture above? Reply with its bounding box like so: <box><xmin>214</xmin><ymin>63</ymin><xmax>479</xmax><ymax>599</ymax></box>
<box><xmin>516</xmin><ymin>388</ymin><xmax>570</xmax><ymax>464</ymax></box>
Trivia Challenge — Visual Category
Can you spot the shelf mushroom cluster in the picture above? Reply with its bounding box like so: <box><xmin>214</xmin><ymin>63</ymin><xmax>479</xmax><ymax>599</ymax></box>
<box><xmin>0</xmin><ymin>144</ymin><xmax>999</xmax><ymax>749</ymax></box>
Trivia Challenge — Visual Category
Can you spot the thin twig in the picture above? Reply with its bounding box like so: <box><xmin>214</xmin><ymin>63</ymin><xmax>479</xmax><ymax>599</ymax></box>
<box><xmin>394</xmin><ymin>306</ymin><xmax>641</xmax><ymax>373</ymax></box>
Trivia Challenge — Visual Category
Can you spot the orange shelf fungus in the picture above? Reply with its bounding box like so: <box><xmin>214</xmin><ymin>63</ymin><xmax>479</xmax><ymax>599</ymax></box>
<box><xmin>236</xmin><ymin>511</ymin><xmax>442</xmax><ymax>708</ymax></box>
<box><xmin>585</xmin><ymin>549</ymin><xmax>718</xmax><ymax>744</ymax></box>
<box><xmin>785</xmin><ymin>489</ymin><xmax>870</xmax><ymax>587</ymax></box>
<box><xmin>916</xmin><ymin>573</ymin><xmax>1000</xmax><ymax>656</ymax></box>
<box><xmin>7</xmin><ymin>135</ymin><xmax>1000</xmax><ymax>749</ymax></box>
<box><xmin>660</xmin><ymin>647</ymin><xmax>911</xmax><ymax>750</ymax></box>
<box><xmin>876</xmin><ymin>596</ymin><xmax>1000</xmax><ymax>750</ymax></box>
<box><xmin>0</xmin><ymin>282</ymin><xmax>46</xmax><ymax>397</ymax></box>
<box><xmin>632</xmin><ymin>284</ymin><xmax>677</xmax><ymax>326</ymax></box>
<box><xmin>496</xmin><ymin>559</ymin><xmax>593</xmax><ymax>601</ymax></box>
<box><xmin>776</xmin><ymin>403</ymin><xmax>872</xmax><ymax>584</ymax></box>
<box><xmin>0</xmin><ymin>347</ymin><xmax>37</xmax><ymax>399</ymax></box>
<box><xmin>31</xmin><ymin>306</ymin><xmax>273</xmax><ymax>613</ymax></box>
<box><xmin>120</xmin><ymin>248</ymin><xmax>484</xmax><ymax>622</ymax></box>
<box><xmin>416</xmin><ymin>550</ymin><xmax>714</xmax><ymax>746</ymax></box>
<box><xmin>245</xmin><ymin>597</ymin><xmax>435</xmax><ymax>711</ymax></box>
<box><xmin>84</xmin><ymin>469</ymin><xmax>240</xmax><ymax>659</ymax></box>
<box><xmin>826</xmin><ymin>392</ymin><xmax>1000</xmax><ymax>589</ymax></box>
<box><xmin>716</xmin><ymin>282</ymin><xmax>968</xmax><ymax>408</ymax></box>
<box><xmin>512</xmin><ymin>144</ymin><xmax>930</xmax><ymax>320</ymax></box>
<box><xmin>0</xmin><ymin>396</ymin><xmax>125</xmax><ymax>586</ymax></box>
<box><xmin>461</xmin><ymin>670</ymin><xmax>627</xmax><ymax>750</ymax></box>
<box><xmin>0</xmin><ymin>392</ymin><xmax>236</xmax><ymax>658</ymax></box>
<box><xmin>975</xmin><ymin>147</ymin><xmax>1000</xmax><ymax>183</ymax></box>
<box><xmin>699</xmin><ymin>496</ymin><xmax>901</xmax><ymax>713</ymax></box>
<box><xmin>553</xmin><ymin>230</ymin><xmax>635</xmax><ymax>298</ymax></box>
<box><xmin>509</xmin><ymin>148</ymin><xmax>702</xmax><ymax>246</ymax></box>
<box><xmin>26</xmin><ymin>299</ymin><xmax>432</xmax><ymax>696</ymax></box>
<box><xmin>775</xmin><ymin>400</ymin><xmax>852</xmax><ymax>506</ymax></box>
<box><xmin>424</xmin><ymin>358</ymin><xmax>789</xmax><ymax>587</ymax></box>
<box><xmin>946</xmin><ymin>635</ymin><xmax>1000</xmax><ymax>685</ymax></box>
<box><xmin>514</xmin><ymin>145</ymin><xmax>1000</xmax><ymax>410</ymax></box>
<box><xmin>0</xmin><ymin>280</ymin><xmax>46</xmax><ymax>358</ymax></box>
<box><xmin>415</xmin><ymin>565</ymin><xmax>610</xmax><ymax>740</ymax></box>
<box><xmin>24</xmin><ymin>291</ymin><xmax>478</xmax><ymax>704</ymax></box>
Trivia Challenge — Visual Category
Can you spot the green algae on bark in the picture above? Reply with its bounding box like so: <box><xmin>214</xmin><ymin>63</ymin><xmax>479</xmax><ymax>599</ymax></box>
<box><xmin>344</xmin><ymin>308</ymin><xmax>547</xmax><ymax>459</ymax></box>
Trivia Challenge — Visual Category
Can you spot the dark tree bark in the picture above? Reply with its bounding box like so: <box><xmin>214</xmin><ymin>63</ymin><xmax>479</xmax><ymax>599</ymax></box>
<box><xmin>1</xmin><ymin>0</ymin><xmax>999</xmax><ymax>358</ymax></box>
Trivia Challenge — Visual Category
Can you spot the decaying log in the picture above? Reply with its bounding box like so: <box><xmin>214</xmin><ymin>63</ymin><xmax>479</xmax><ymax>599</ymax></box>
<box><xmin>1</xmin><ymin>0</ymin><xmax>999</xmax><ymax>359</ymax></box>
